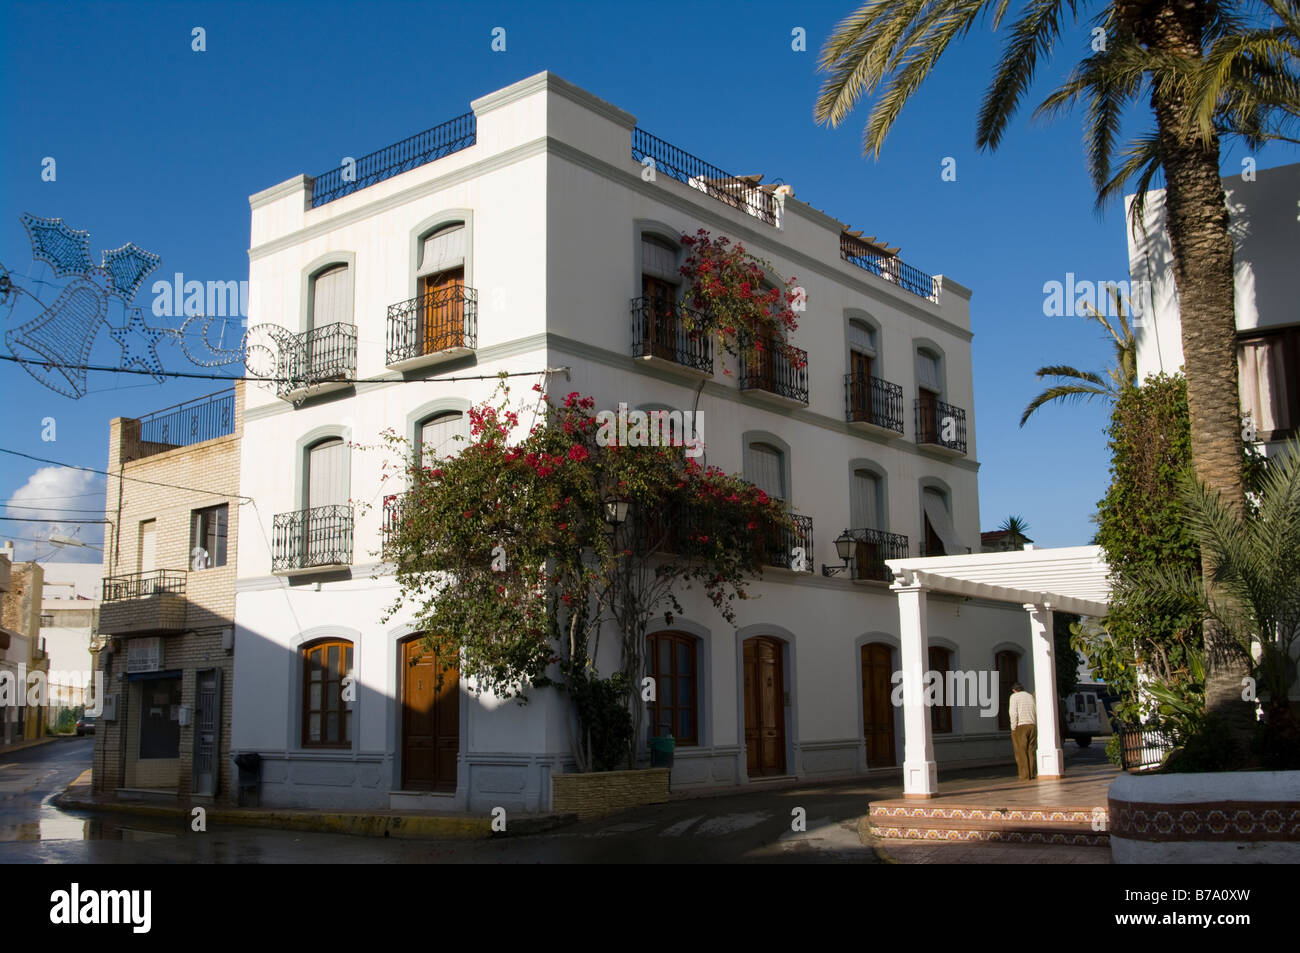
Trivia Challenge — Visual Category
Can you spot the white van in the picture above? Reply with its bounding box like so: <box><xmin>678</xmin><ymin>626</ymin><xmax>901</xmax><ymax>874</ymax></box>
<box><xmin>1064</xmin><ymin>686</ymin><xmax>1113</xmax><ymax>747</ymax></box>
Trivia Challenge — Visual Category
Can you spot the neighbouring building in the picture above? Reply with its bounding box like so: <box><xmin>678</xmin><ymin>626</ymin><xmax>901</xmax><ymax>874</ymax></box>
<box><xmin>1127</xmin><ymin>161</ymin><xmax>1299</xmax><ymax>458</ymax></box>
<box><xmin>232</xmin><ymin>72</ymin><xmax>1034</xmax><ymax>813</ymax></box>
<box><xmin>0</xmin><ymin>545</ymin><xmax>48</xmax><ymax>743</ymax></box>
<box><xmin>39</xmin><ymin>562</ymin><xmax>100</xmax><ymax>725</ymax></box>
<box><xmin>979</xmin><ymin>529</ymin><xmax>1034</xmax><ymax>553</ymax></box>
<box><xmin>93</xmin><ymin>385</ymin><xmax>242</xmax><ymax>802</ymax></box>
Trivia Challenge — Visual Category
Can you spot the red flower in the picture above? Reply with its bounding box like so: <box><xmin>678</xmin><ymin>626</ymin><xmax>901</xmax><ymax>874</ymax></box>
<box><xmin>567</xmin><ymin>445</ymin><xmax>589</xmax><ymax>462</ymax></box>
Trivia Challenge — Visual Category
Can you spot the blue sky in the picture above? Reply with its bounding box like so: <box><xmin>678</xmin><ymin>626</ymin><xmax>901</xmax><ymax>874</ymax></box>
<box><xmin>2</xmin><ymin>0</ymin><xmax>1295</xmax><ymax>560</ymax></box>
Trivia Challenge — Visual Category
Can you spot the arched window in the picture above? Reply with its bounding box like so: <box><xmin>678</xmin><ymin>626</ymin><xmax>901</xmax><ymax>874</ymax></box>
<box><xmin>995</xmin><ymin>650</ymin><xmax>1020</xmax><ymax>731</ymax></box>
<box><xmin>921</xmin><ymin>485</ymin><xmax>961</xmax><ymax>556</ymax></box>
<box><xmin>744</xmin><ymin>441</ymin><xmax>785</xmax><ymax>500</ymax></box>
<box><xmin>417</xmin><ymin>410</ymin><xmax>469</xmax><ymax>463</ymax></box>
<box><xmin>302</xmin><ymin>639</ymin><xmax>354</xmax><ymax>748</ymax></box>
<box><xmin>647</xmin><ymin>632</ymin><xmax>698</xmax><ymax>745</ymax></box>
<box><xmin>417</xmin><ymin>223</ymin><xmax>467</xmax><ymax>352</ymax></box>
<box><xmin>309</xmin><ymin>264</ymin><xmax>350</xmax><ymax>331</ymax></box>
<box><xmin>929</xmin><ymin>646</ymin><xmax>953</xmax><ymax>734</ymax></box>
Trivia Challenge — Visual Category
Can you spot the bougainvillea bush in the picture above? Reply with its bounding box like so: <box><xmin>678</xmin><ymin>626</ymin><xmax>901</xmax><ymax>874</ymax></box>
<box><xmin>378</xmin><ymin>379</ymin><xmax>795</xmax><ymax>770</ymax></box>
<box><xmin>677</xmin><ymin>228</ymin><xmax>805</xmax><ymax>370</ymax></box>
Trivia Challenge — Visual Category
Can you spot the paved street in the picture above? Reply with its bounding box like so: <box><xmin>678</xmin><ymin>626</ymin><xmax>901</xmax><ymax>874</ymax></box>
<box><xmin>1</xmin><ymin>738</ymin><xmax>882</xmax><ymax>863</ymax></box>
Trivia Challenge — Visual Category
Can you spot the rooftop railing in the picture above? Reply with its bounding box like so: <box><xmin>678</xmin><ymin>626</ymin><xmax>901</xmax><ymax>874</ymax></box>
<box><xmin>632</xmin><ymin>128</ymin><xmax>778</xmax><ymax>226</ymax></box>
<box><xmin>126</xmin><ymin>389</ymin><xmax>235</xmax><ymax>461</ymax></box>
<box><xmin>309</xmin><ymin>112</ymin><xmax>477</xmax><ymax>208</ymax></box>
<box><xmin>840</xmin><ymin>234</ymin><xmax>939</xmax><ymax>303</ymax></box>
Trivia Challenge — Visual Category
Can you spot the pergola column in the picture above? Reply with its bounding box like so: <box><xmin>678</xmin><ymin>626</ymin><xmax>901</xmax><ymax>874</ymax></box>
<box><xmin>1024</xmin><ymin>602</ymin><xmax>1064</xmax><ymax>779</ymax></box>
<box><xmin>898</xmin><ymin>582</ymin><xmax>937</xmax><ymax>797</ymax></box>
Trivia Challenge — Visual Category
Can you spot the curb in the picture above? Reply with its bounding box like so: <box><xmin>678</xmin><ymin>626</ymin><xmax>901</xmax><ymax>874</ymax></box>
<box><xmin>53</xmin><ymin>782</ymin><xmax>576</xmax><ymax>840</ymax></box>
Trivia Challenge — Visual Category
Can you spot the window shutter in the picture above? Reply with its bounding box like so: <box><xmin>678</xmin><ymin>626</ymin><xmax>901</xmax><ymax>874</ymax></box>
<box><xmin>308</xmin><ymin>439</ymin><xmax>347</xmax><ymax>508</ymax></box>
<box><xmin>311</xmin><ymin>265</ymin><xmax>349</xmax><ymax>329</ymax></box>
<box><xmin>641</xmin><ymin>237</ymin><xmax>678</xmax><ymax>282</ymax></box>
<box><xmin>418</xmin><ymin>224</ymin><xmax>466</xmax><ymax>277</ymax></box>
<box><xmin>922</xmin><ymin>488</ymin><xmax>962</xmax><ymax>554</ymax></box>
<box><xmin>420</xmin><ymin>412</ymin><xmax>467</xmax><ymax>461</ymax></box>
<box><xmin>916</xmin><ymin>349</ymin><xmax>941</xmax><ymax>392</ymax></box>
<box><xmin>849</xmin><ymin>321</ymin><xmax>876</xmax><ymax>356</ymax></box>
<box><xmin>745</xmin><ymin>443</ymin><xmax>785</xmax><ymax>499</ymax></box>
<box><xmin>851</xmin><ymin>470</ymin><xmax>881</xmax><ymax>529</ymax></box>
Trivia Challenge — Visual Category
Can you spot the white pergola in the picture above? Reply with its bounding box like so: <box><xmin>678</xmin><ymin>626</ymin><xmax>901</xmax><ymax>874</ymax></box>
<box><xmin>885</xmin><ymin>545</ymin><xmax>1112</xmax><ymax>797</ymax></box>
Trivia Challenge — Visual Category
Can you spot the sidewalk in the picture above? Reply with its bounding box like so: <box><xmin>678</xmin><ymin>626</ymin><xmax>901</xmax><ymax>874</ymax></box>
<box><xmin>0</xmin><ymin>734</ymin><xmax>73</xmax><ymax>757</ymax></box>
<box><xmin>54</xmin><ymin>769</ymin><xmax>577</xmax><ymax>840</ymax></box>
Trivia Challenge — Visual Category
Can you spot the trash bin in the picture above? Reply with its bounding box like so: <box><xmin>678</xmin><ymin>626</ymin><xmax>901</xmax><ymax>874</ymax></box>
<box><xmin>233</xmin><ymin>752</ymin><xmax>261</xmax><ymax>806</ymax></box>
<box><xmin>649</xmin><ymin>733</ymin><xmax>675</xmax><ymax>769</ymax></box>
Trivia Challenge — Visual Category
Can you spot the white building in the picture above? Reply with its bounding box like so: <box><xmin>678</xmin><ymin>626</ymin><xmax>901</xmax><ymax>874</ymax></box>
<box><xmin>1127</xmin><ymin>162</ymin><xmax>1299</xmax><ymax>456</ymax></box>
<box><xmin>231</xmin><ymin>72</ymin><xmax>1034</xmax><ymax>813</ymax></box>
<box><xmin>38</xmin><ymin>562</ymin><xmax>100</xmax><ymax>717</ymax></box>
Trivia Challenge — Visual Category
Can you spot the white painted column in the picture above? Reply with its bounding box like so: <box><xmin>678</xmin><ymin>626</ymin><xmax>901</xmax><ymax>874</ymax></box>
<box><xmin>897</xmin><ymin>582</ymin><xmax>937</xmax><ymax>796</ymax></box>
<box><xmin>1024</xmin><ymin>602</ymin><xmax>1064</xmax><ymax>779</ymax></box>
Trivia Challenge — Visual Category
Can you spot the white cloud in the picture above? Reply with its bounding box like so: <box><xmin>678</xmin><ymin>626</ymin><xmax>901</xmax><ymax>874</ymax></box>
<box><xmin>4</xmin><ymin>466</ymin><xmax>106</xmax><ymax>563</ymax></box>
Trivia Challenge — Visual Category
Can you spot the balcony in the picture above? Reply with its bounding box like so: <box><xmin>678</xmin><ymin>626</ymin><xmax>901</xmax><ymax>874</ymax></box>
<box><xmin>123</xmin><ymin>389</ymin><xmax>235</xmax><ymax>462</ymax></box>
<box><xmin>98</xmin><ymin>570</ymin><xmax>188</xmax><ymax>636</ymax></box>
<box><xmin>631</xmin><ymin>128</ymin><xmax>779</xmax><ymax>227</ymax></box>
<box><xmin>386</xmin><ymin>286</ymin><xmax>478</xmax><ymax>371</ymax></box>
<box><xmin>739</xmin><ymin>339</ymin><xmax>809</xmax><ymax>406</ymax></box>
<box><xmin>764</xmin><ymin>514</ymin><xmax>814</xmax><ymax>573</ymax></box>
<box><xmin>840</xmin><ymin>232</ymin><xmax>939</xmax><ymax>304</ymax></box>
<box><xmin>836</xmin><ymin>528</ymin><xmax>909</xmax><ymax>583</ymax></box>
<box><xmin>277</xmin><ymin>322</ymin><xmax>358</xmax><ymax>403</ymax></box>
<box><xmin>844</xmin><ymin>374</ymin><xmax>904</xmax><ymax>437</ymax></box>
<box><xmin>309</xmin><ymin>112</ymin><xmax>476</xmax><ymax>208</ymax></box>
<box><xmin>914</xmin><ymin>398</ymin><xmax>968</xmax><ymax>455</ymax></box>
<box><xmin>630</xmin><ymin>297</ymin><xmax>714</xmax><ymax>377</ymax></box>
<box><xmin>272</xmin><ymin>505</ymin><xmax>354</xmax><ymax>574</ymax></box>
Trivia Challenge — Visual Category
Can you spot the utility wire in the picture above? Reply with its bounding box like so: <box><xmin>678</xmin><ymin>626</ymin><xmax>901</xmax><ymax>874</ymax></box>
<box><xmin>0</xmin><ymin>448</ymin><xmax>249</xmax><ymax>500</ymax></box>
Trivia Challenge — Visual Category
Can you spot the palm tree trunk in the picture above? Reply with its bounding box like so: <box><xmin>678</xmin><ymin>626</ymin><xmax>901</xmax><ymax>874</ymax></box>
<box><xmin>1135</xmin><ymin>0</ymin><xmax>1253</xmax><ymax>735</ymax></box>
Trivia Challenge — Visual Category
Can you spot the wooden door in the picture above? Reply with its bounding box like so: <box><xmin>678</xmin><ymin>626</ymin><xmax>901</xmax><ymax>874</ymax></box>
<box><xmin>850</xmin><ymin>350</ymin><xmax>872</xmax><ymax>422</ymax></box>
<box><xmin>918</xmin><ymin>386</ymin><xmax>940</xmax><ymax>442</ymax></box>
<box><xmin>401</xmin><ymin>638</ymin><xmax>460</xmax><ymax>792</ymax></box>
<box><xmin>861</xmin><ymin>643</ymin><xmax>896</xmax><ymax>767</ymax></box>
<box><xmin>743</xmin><ymin>637</ymin><xmax>786</xmax><ymax>777</ymax></box>
<box><xmin>996</xmin><ymin>651</ymin><xmax>1019</xmax><ymax>731</ymax></box>
<box><xmin>420</xmin><ymin>268</ymin><xmax>465</xmax><ymax>355</ymax></box>
<box><xmin>641</xmin><ymin>275</ymin><xmax>677</xmax><ymax>360</ymax></box>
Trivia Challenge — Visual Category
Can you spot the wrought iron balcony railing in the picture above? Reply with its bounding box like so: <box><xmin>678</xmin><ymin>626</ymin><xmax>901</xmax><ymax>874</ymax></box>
<box><xmin>914</xmin><ymin>398</ymin><xmax>968</xmax><ymax>454</ymax></box>
<box><xmin>739</xmin><ymin>338</ymin><xmax>809</xmax><ymax>404</ymax></box>
<box><xmin>272</xmin><ymin>505</ymin><xmax>354</xmax><ymax>572</ymax></box>
<box><xmin>277</xmin><ymin>322</ymin><xmax>357</xmax><ymax>399</ymax></box>
<box><xmin>102</xmin><ymin>569</ymin><xmax>187</xmax><ymax>603</ymax></box>
<box><xmin>632</xmin><ymin>128</ymin><xmax>778</xmax><ymax>226</ymax></box>
<box><xmin>843</xmin><ymin>528</ymin><xmax>909</xmax><ymax>582</ymax></box>
<box><xmin>630</xmin><ymin>296</ymin><xmax>714</xmax><ymax>374</ymax></box>
<box><xmin>766</xmin><ymin>514</ymin><xmax>814</xmax><ymax>572</ymax></box>
<box><xmin>840</xmin><ymin>233</ymin><xmax>939</xmax><ymax>303</ymax></box>
<box><xmin>844</xmin><ymin>374</ymin><xmax>904</xmax><ymax>434</ymax></box>
<box><xmin>381</xmin><ymin>493</ymin><xmax>405</xmax><ymax>556</ymax></box>
<box><xmin>310</xmin><ymin>112</ymin><xmax>476</xmax><ymax>208</ymax></box>
<box><xmin>126</xmin><ymin>389</ymin><xmax>235</xmax><ymax>461</ymax></box>
<box><xmin>386</xmin><ymin>286</ymin><xmax>478</xmax><ymax>366</ymax></box>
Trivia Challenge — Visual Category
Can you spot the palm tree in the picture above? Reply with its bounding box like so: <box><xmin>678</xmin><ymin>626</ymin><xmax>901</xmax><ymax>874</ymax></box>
<box><xmin>1019</xmin><ymin>290</ymin><xmax>1137</xmax><ymax>427</ymax></box>
<box><xmin>815</xmin><ymin>0</ymin><xmax>1298</xmax><ymax>732</ymax></box>
<box><xmin>1127</xmin><ymin>439</ymin><xmax>1300</xmax><ymax>766</ymax></box>
<box><xmin>998</xmin><ymin>515</ymin><xmax>1032</xmax><ymax>548</ymax></box>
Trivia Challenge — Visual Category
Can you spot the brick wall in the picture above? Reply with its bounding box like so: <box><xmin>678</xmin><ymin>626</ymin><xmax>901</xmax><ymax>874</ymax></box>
<box><xmin>551</xmin><ymin>768</ymin><xmax>670</xmax><ymax>820</ymax></box>
<box><xmin>94</xmin><ymin>383</ymin><xmax>242</xmax><ymax>802</ymax></box>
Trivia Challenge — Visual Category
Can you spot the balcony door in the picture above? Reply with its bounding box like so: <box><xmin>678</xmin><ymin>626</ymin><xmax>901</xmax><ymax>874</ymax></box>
<box><xmin>138</xmin><ymin>520</ymin><xmax>157</xmax><ymax>594</ymax></box>
<box><xmin>641</xmin><ymin>235</ymin><xmax>680</xmax><ymax>361</ymax></box>
<box><xmin>851</xmin><ymin>470</ymin><xmax>883</xmax><ymax>579</ymax></box>
<box><xmin>419</xmin><ymin>268</ymin><xmax>465</xmax><ymax>355</ymax></box>
<box><xmin>916</xmin><ymin>348</ymin><xmax>942</xmax><ymax>443</ymax></box>
<box><xmin>306</xmin><ymin>438</ymin><xmax>347</xmax><ymax>566</ymax></box>
<box><xmin>848</xmin><ymin>320</ymin><xmax>876</xmax><ymax>422</ymax></box>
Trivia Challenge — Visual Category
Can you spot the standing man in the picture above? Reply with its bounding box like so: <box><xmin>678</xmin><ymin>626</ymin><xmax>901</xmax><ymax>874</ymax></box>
<box><xmin>1008</xmin><ymin>682</ymin><xmax>1037</xmax><ymax>781</ymax></box>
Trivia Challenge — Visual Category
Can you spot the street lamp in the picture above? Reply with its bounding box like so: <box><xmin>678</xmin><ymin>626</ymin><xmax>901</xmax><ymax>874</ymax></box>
<box><xmin>603</xmin><ymin>497</ymin><xmax>630</xmax><ymax>528</ymax></box>
<box><xmin>821</xmin><ymin>529</ymin><xmax>855</xmax><ymax>577</ymax></box>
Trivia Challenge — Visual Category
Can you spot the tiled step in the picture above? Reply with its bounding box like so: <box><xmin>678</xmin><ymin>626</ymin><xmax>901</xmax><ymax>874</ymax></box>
<box><xmin>869</xmin><ymin>802</ymin><xmax>1109</xmax><ymax>845</ymax></box>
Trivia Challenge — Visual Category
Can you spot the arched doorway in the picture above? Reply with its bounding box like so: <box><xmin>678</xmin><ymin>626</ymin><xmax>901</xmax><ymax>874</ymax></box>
<box><xmin>861</xmin><ymin>642</ymin><xmax>896</xmax><ymax>768</ymax></box>
<box><xmin>400</xmin><ymin>636</ymin><xmax>459</xmax><ymax>792</ymax></box>
<box><xmin>742</xmin><ymin>636</ymin><xmax>787</xmax><ymax>776</ymax></box>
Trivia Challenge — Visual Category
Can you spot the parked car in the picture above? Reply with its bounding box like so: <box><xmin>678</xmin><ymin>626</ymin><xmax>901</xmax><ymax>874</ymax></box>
<box><xmin>1064</xmin><ymin>685</ymin><xmax>1115</xmax><ymax>747</ymax></box>
<box><xmin>75</xmin><ymin>716</ymin><xmax>96</xmax><ymax>736</ymax></box>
